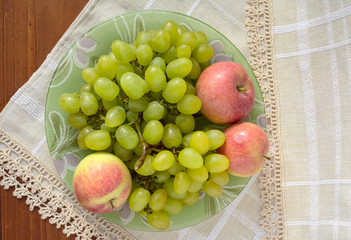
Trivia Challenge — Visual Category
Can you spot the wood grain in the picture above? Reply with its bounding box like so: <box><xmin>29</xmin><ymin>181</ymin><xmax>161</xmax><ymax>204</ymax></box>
<box><xmin>0</xmin><ymin>0</ymin><xmax>89</xmax><ymax>239</ymax></box>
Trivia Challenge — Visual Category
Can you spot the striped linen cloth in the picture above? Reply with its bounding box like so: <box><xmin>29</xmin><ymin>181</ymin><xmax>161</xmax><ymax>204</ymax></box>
<box><xmin>0</xmin><ymin>0</ymin><xmax>351</xmax><ymax>239</ymax></box>
<box><xmin>271</xmin><ymin>0</ymin><xmax>351</xmax><ymax>239</ymax></box>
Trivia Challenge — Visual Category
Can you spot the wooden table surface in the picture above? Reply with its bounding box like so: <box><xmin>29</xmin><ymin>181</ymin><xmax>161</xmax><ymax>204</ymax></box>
<box><xmin>1</xmin><ymin>1</ymin><xmax>89</xmax><ymax>239</ymax></box>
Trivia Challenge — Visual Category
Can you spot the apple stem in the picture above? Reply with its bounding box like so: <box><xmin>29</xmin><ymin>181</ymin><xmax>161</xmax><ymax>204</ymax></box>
<box><xmin>110</xmin><ymin>198</ymin><xmax>117</xmax><ymax>209</ymax></box>
<box><xmin>237</xmin><ymin>87</ymin><xmax>247</xmax><ymax>93</ymax></box>
<box><xmin>134</xmin><ymin>121</ymin><xmax>149</xmax><ymax>170</ymax></box>
<box><xmin>263</xmin><ymin>155</ymin><xmax>271</xmax><ymax>160</ymax></box>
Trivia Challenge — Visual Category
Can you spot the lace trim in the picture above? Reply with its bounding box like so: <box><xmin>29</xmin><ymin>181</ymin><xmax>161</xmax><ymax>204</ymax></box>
<box><xmin>0</xmin><ymin>129</ymin><xmax>135</xmax><ymax>240</ymax></box>
<box><xmin>246</xmin><ymin>0</ymin><xmax>285</xmax><ymax>239</ymax></box>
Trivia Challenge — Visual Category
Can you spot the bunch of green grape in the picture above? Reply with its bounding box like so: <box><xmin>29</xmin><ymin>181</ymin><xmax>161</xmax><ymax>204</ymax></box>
<box><xmin>58</xmin><ymin>20</ymin><xmax>230</xmax><ymax>230</ymax></box>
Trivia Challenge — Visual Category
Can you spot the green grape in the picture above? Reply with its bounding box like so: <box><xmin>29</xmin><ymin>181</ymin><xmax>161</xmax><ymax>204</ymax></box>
<box><xmin>161</xmin><ymin>46</ymin><xmax>177</xmax><ymax>63</ymax></box>
<box><xmin>97</xmin><ymin>54</ymin><xmax>117</xmax><ymax>79</ymax></box>
<box><xmin>120</xmin><ymin>72</ymin><xmax>149</xmax><ymax>99</ymax></box>
<box><xmin>161</xmin><ymin>20</ymin><xmax>179</xmax><ymax>45</ymax></box>
<box><xmin>166</xmin><ymin>58</ymin><xmax>192</xmax><ymax>79</ymax></box>
<box><xmin>152</xmin><ymin>150</ymin><xmax>174</xmax><ymax>171</ymax></box>
<box><xmin>176</xmin><ymin>44</ymin><xmax>192</xmax><ymax>59</ymax></box>
<box><xmin>125</xmin><ymin>155</ymin><xmax>139</xmax><ymax>171</ymax></box>
<box><xmin>149</xmin><ymin>189</ymin><xmax>167</xmax><ymax>211</ymax></box>
<box><xmin>162</xmin><ymin>123</ymin><xmax>182</xmax><ymax>149</ymax></box>
<box><xmin>126</xmin><ymin>110</ymin><xmax>139</xmax><ymax>122</ymax></box>
<box><xmin>133</xmin><ymin>63</ymin><xmax>145</xmax><ymax>78</ymax></box>
<box><xmin>182</xmin><ymin>133</ymin><xmax>192</xmax><ymax>148</ymax></box>
<box><xmin>138</xmin><ymin>209</ymin><xmax>148</xmax><ymax>220</ymax></box>
<box><xmin>162</xmin><ymin>77</ymin><xmax>187</xmax><ymax>104</ymax></box>
<box><xmin>82</xmin><ymin>67</ymin><xmax>100</xmax><ymax>85</ymax></box>
<box><xmin>168</xmin><ymin>160</ymin><xmax>184</xmax><ymax>175</ymax></box>
<box><xmin>187</xmin><ymin>179</ymin><xmax>204</xmax><ymax>193</ymax></box>
<box><xmin>177</xmin><ymin>94</ymin><xmax>202</xmax><ymax>114</ymax></box>
<box><xmin>149</xmin><ymin>57</ymin><xmax>166</xmax><ymax>72</ymax></box>
<box><xmin>113</xmin><ymin>142</ymin><xmax>133</xmax><ymax>161</ymax></box>
<box><xmin>187</xmin><ymin>57</ymin><xmax>201</xmax><ymax>80</ymax></box>
<box><xmin>105</xmin><ymin>106</ymin><xmax>126</xmax><ymax>128</ymax></box>
<box><xmin>104</xmin><ymin>139</ymin><xmax>115</xmax><ymax>153</ymax></box>
<box><xmin>177</xmin><ymin>25</ymin><xmax>188</xmax><ymax>35</ymax></box>
<box><xmin>206</xmin><ymin>129</ymin><xmax>226</xmax><ymax>150</ymax></box>
<box><xmin>178</xmin><ymin>148</ymin><xmax>203</xmax><ymax>169</ymax></box>
<box><xmin>115</xmin><ymin>124</ymin><xmax>139</xmax><ymax>150</ymax></box>
<box><xmin>185</xmin><ymin>80</ymin><xmax>196</xmax><ymax>95</ymax></box>
<box><xmin>92</xmin><ymin>88</ymin><xmax>103</xmax><ymax>101</ymax></box>
<box><xmin>135</xmin><ymin>155</ymin><xmax>156</xmax><ymax>176</ymax></box>
<box><xmin>67</xmin><ymin>111</ymin><xmax>88</xmax><ymax>129</ymax></box>
<box><xmin>163</xmin><ymin>178</ymin><xmax>187</xmax><ymax>199</ymax></box>
<box><xmin>189</xmin><ymin>131</ymin><xmax>210</xmax><ymax>155</ymax></box>
<box><xmin>108</xmin><ymin>51</ymin><xmax>119</xmax><ymax>66</ymax></box>
<box><xmin>102</xmin><ymin>98</ymin><xmax>124</xmax><ymax>111</ymax></box>
<box><xmin>116</xmin><ymin>63</ymin><xmax>135</xmax><ymax>84</ymax></box>
<box><xmin>80</xmin><ymin>83</ymin><xmax>92</xmax><ymax>94</ymax></box>
<box><xmin>162</xmin><ymin>197</ymin><xmax>183</xmax><ymax>215</ymax></box>
<box><xmin>94</xmin><ymin>77</ymin><xmax>120</xmax><ymax>101</ymax></box>
<box><xmin>128</xmin><ymin>96</ymin><xmax>149</xmax><ymax>112</ymax></box>
<box><xmin>176</xmin><ymin>31</ymin><xmax>197</xmax><ymax>51</ymax></box>
<box><xmin>151</xmin><ymin>29</ymin><xmax>170</xmax><ymax>53</ymax></box>
<box><xmin>77</xmin><ymin>125</ymin><xmax>94</xmax><ymax>150</ymax></box>
<box><xmin>129</xmin><ymin>188</ymin><xmax>151</xmax><ymax>212</ymax></box>
<box><xmin>143</xmin><ymin>101</ymin><xmax>166</xmax><ymax>122</ymax></box>
<box><xmin>173</xmin><ymin>172</ymin><xmax>191</xmax><ymax>195</ymax></box>
<box><xmin>153</xmin><ymin>170</ymin><xmax>171</xmax><ymax>183</ymax></box>
<box><xmin>136</xmin><ymin>44</ymin><xmax>153</xmax><ymax>66</ymax></box>
<box><xmin>85</xmin><ymin>129</ymin><xmax>111</xmax><ymax>151</ymax></box>
<box><xmin>210</xmin><ymin>171</ymin><xmax>229</xmax><ymax>186</ymax></box>
<box><xmin>181</xmin><ymin>191</ymin><xmax>199</xmax><ymax>206</ymax></box>
<box><xmin>131</xmin><ymin>180</ymin><xmax>143</xmax><ymax>193</ymax></box>
<box><xmin>175</xmin><ymin>114</ymin><xmax>195</xmax><ymax>134</ymax></box>
<box><xmin>79</xmin><ymin>92</ymin><xmax>98</xmax><ymax>116</ymax></box>
<box><xmin>187</xmin><ymin>165</ymin><xmax>209</xmax><ymax>182</ymax></box>
<box><xmin>147</xmin><ymin>211</ymin><xmax>170</xmax><ymax>230</ymax></box>
<box><xmin>192</xmin><ymin>44</ymin><xmax>214</xmax><ymax>63</ymax></box>
<box><xmin>150</xmin><ymin>90</ymin><xmax>163</xmax><ymax>100</ymax></box>
<box><xmin>203</xmin><ymin>179</ymin><xmax>222</xmax><ymax>198</ymax></box>
<box><xmin>58</xmin><ymin>93</ymin><xmax>80</xmax><ymax>114</ymax></box>
<box><xmin>135</xmin><ymin>30</ymin><xmax>153</xmax><ymax>47</ymax></box>
<box><xmin>100</xmin><ymin>123</ymin><xmax>116</xmax><ymax>133</ymax></box>
<box><xmin>194</xmin><ymin>31</ymin><xmax>207</xmax><ymax>44</ymax></box>
<box><xmin>148</xmin><ymin>181</ymin><xmax>163</xmax><ymax>191</ymax></box>
<box><xmin>162</xmin><ymin>112</ymin><xmax>176</xmax><ymax>125</ymax></box>
<box><xmin>142</xmin><ymin>120</ymin><xmax>164</xmax><ymax>145</ymax></box>
<box><xmin>112</xmin><ymin>40</ymin><xmax>136</xmax><ymax>63</ymax></box>
<box><xmin>133</xmin><ymin>141</ymin><xmax>143</xmax><ymax>156</ymax></box>
<box><xmin>145</xmin><ymin>65</ymin><xmax>167</xmax><ymax>92</ymax></box>
<box><xmin>204</xmin><ymin>154</ymin><xmax>230</xmax><ymax>173</ymax></box>
<box><xmin>140</xmin><ymin>120</ymin><xmax>147</xmax><ymax>132</ymax></box>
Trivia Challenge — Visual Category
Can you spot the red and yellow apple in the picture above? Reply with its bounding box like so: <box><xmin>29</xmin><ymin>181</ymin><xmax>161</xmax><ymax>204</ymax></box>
<box><xmin>73</xmin><ymin>152</ymin><xmax>132</xmax><ymax>213</ymax></box>
<box><xmin>195</xmin><ymin>61</ymin><xmax>255</xmax><ymax>124</ymax></box>
<box><xmin>217</xmin><ymin>122</ymin><xmax>269</xmax><ymax>177</ymax></box>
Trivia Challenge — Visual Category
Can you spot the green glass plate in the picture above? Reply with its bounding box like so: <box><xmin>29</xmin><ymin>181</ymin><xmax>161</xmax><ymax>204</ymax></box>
<box><xmin>45</xmin><ymin>10</ymin><xmax>265</xmax><ymax>232</ymax></box>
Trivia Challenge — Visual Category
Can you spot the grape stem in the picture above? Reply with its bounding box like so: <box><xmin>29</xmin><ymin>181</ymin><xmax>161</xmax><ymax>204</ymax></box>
<box><xmin>133</xmin><ymin>121</ymin><xmax>149</xmax><ymax>170</ymax></box>
<box><xmin>149</xmin><ymin>148</ymin><xmax>162</xmax><ymax>153</ymax></box>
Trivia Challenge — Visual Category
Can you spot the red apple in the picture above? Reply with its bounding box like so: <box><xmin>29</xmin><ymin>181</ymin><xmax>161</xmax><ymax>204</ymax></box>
<box><xmin>217</xmin><ymin>122</ymin><xmax>269</xmax><ymax>177</ymax></box>
<box><xmin>73</xmin><ymin>152</ymin><xmax>132</xmax><ymax>213</ymax></box>
<box><xmin>195</xmin><ymin>61</ymin><xmax>255</xmax><ymax>124</ymax></box>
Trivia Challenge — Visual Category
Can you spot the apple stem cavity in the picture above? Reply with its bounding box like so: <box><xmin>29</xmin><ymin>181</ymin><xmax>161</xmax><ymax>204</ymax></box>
<box><xmin>133</xmin><ymin>121</ymin><xmax>149</xmax><ymax>170</ymax></box>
